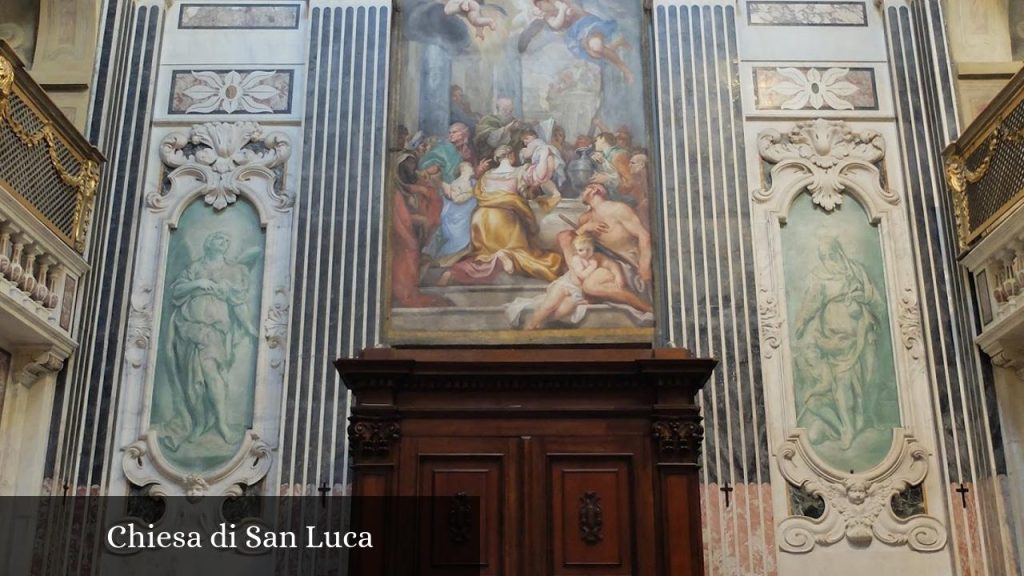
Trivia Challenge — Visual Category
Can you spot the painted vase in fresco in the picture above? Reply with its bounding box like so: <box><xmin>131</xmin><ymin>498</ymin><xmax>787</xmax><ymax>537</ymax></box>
<box><xmin>151</xmin><ymin>198</ymin><xmax>265</xmax><ymax>475</ymax></box>
<box><xmin>566</xmin><ymin>147</ymin><xmax>595</xmax><ymax>198</ymax></box>
<box><xmin>782</xmin><ymin>195</ymin><xmax>901</xmax><ymax>473</ymax></box>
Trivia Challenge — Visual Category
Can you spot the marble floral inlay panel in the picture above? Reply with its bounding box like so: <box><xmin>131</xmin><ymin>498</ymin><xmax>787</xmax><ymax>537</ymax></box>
<box><xmin>754</xmin><ymin>67</ymin><xmax>877</xmax><ymax>111</ymax></box>
<box><xmin>748</xmin><ymin>2</ymin><xmax>867</xmax><ymax>27</ymax></box>
<box><xmin>170</xmin><ymin>70</ymin><xmax>293</xmax><ymax>115</ymax></box>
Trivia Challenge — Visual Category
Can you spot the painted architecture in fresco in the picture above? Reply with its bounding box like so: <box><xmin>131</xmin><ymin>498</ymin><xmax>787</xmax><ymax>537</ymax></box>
<box><xmin>386</xmin><ymin>0</ymin><xmax>655</xmax><ymax>343</ymax></box>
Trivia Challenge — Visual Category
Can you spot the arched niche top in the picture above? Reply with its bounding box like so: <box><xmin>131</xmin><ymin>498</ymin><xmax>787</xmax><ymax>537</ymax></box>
<box><xmin>753</xmin><ymin>119</ymin><xmax>899</xmax><ymax>223</ymax></box>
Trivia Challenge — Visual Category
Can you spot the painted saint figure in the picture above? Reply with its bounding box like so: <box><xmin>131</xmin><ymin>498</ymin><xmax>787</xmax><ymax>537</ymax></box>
<box><xmin>442</xmin><ymin>145</ymin><xmax>564</xmax><ymax>286</ymax></box>
<box><xmin>793</xmin><ymin>233</ymin><xmax>886</xmax><ymax>450</ymax></box>
<box><xmin>163</xmin><ymin>231</ymin><xmax>257</xmax><ymax>450</ymax></box>
<box><xmin>418</xmin><ymin>125</ymin><xmax>481</xmax><ymax>264</ymax></box>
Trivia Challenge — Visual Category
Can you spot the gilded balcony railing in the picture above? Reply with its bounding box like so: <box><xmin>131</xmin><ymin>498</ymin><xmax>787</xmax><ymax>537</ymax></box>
<box><xmin>0</xmin><ymin>41</ymin><xmax>102</xmax><ymax>254</ymax></box>
<box><xmin>0</xmin><ymin>40</ymin><xmax>103</xmax><ymax>383</ymax></box>
<box><xmin>944</xmin><ymin>68</ymin><xmax>1024</xmax><ymax>255</ymax></box>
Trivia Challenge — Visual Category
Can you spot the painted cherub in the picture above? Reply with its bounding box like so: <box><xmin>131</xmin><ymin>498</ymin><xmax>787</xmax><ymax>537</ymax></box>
<box><xmin>523</xmin><ymin>234</ymin><xmax>596</xmax><ymax>330</ymax></box>
<box><xmin>445</xmin><ymin>0</ymin><xmax>498</xmax><ymax>39</ymax></box>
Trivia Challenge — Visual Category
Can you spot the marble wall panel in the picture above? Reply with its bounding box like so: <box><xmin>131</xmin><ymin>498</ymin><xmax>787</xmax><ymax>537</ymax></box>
<box><xmin>738</xmin><ymin>0</ymin><xmax>887</xmax><ymax>62</ymax></box>
<box><xmin>747</xmin><ymin>1</ymin><xmax>867</xmax><ymax>26</ymax></box>
<box><xmin>1013</xmin><ymin>1</ymin><xmax>1024</xmax><ymax>60</ymax></box>
<box><xmin>653</xmin><ymin>3</ymin><xmax>777</xmax><ymax>574</ymax></box>
<box><xmin>178</xmin><ymin>4</ymin><xmax>300</xmax><ymax>29</ymax></box>
<box><xmin>941</xmin><ymin>0</ymin><xmax>1012</xmax><ymax>63</ymax></box>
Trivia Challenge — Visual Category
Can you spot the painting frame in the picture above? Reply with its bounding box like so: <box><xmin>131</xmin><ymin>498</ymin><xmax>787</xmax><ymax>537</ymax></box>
<box><xmin>381</xmin><ymin>0</ymin><xmax>661</xmax><ymax>346</ymax></box>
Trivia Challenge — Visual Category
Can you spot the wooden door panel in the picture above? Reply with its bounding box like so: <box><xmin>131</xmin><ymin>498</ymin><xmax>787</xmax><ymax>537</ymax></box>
<box><xmin>417</xmin><ymin>452</ymin><xmax>505</xmax><ymax>576</ymax></box>
<box><xmin>549</xmin><ymin>456</ymin><xmax>634</xmax><ymax>576</ymax></box>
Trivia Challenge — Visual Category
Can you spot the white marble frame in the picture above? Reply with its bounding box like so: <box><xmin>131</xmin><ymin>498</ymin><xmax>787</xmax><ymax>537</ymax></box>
<box><xmin>114</xmin><ymin>122</ymin><xmax>296</xmax><ymax>497</ymax></box>
<box><xmin>746</xmin><ymin>118</ymin><xmax>949</xmax><ymax>553</ymax></box>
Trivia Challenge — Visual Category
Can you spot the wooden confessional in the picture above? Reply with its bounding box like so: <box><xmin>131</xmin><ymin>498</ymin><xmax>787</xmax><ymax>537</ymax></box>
<box><xmin>337</xmin><ymin>348</ymin><xmax>714</xmax><ymax>576</ymax></box>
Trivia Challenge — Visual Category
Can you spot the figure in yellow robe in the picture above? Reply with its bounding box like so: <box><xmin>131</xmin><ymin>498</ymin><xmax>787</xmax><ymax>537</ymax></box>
<box><xmin>444</xmin><ymin>146</ymin><xmax>564</xmax><ymax>285</ymax></box>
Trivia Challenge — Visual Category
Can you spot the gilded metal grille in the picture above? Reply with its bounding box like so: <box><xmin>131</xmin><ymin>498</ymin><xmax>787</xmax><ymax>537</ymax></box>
<box><xmin>0</xmin><ymin>96</ymin><xmax>80</xmax><ymax>240</ymax></box>
<box><xmin>965</xmin><ymin>104</ymin><xmax>1024</xmax><ymax>232</ymax></box>
<box><xmin>945</xmin><ymin>69</ymin><xmax>1024</xmax><ymax>252</ymax></box>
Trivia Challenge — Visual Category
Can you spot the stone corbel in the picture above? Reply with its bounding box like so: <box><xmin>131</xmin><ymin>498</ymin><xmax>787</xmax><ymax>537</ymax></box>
<box><xmin>13</xmin><ymin>348</ymin><xmax>66</xmax><ymax>387</ymax></box>
<box><xmin>989</xmin><ymin>349</ymin><xmax>1024</xmax><ymax>382</ymax></box>
<box><xmin>777</xmin><ymin>429</ymin><xmax>946</xmax><ymax>553</ymax></box>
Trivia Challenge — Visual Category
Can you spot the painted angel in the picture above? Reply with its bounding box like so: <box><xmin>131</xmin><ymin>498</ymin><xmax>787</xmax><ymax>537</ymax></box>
<box><xmin>518</xmin><ymin>0</ymin><xmax>634</xmax><ymax>84</ymax></box>
<box><xmin>444</xmin><ymin>0</ymin><xmax>501</xmax><ymax>39</ymax></box>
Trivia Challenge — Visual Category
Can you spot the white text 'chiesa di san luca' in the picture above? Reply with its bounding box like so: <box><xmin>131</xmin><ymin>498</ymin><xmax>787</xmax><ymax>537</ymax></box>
<box><xmin>0</xmin><ymin>0</ymin><xmax>1022</xmax><ymax>575</ymax></box>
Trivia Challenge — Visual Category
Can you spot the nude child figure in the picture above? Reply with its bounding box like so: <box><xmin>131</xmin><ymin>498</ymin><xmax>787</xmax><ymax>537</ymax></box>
<box><xmin>524</xmin><ymin>234</ymin><xmax>596</xmax><ymax>330</ymax></box>
<box><xmin>445</xmin><ymin>0</ymin><xmax>498</xmax><ymax>39</ymax></box>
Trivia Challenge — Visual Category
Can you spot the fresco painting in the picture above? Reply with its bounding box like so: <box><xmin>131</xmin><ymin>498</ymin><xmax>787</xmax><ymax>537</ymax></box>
<box><xmin>782</xmin><ymin>195</ymin><xmax>901</xmax><ymax>473</ymax></box>
<box><xmin>387</xmin><ymin>0</ymin><xmax>654</xmax><ymax>343</ymax></box>
<box><xmin>151</xmin><ymin>198</ymin><xmax>265</xmax><ymax>474</ymax></box>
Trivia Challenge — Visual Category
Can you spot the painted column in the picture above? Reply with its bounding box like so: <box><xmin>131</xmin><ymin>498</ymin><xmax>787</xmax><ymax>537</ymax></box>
<box><xmin>419</xmin><ymin>42</ymin><xmax>452</xmax><ymax>137</ymax></box>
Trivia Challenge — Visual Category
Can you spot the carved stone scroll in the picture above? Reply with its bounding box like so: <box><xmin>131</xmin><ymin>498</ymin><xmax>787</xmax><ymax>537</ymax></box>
<box><xmin>777</xmin><ymin>430</ymin><xmax>946</xmax><ymax>553</ymax></box>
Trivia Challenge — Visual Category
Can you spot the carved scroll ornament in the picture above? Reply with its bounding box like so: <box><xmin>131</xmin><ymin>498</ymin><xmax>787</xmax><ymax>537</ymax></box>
<box><xmin>123</xmin><ymin>430</ymin><xmax>271</xmax><ymax>498</ymax></box>
<box><xmin>157</xmin><ymin>121</ymin><xmax>292</xmax><ymax>211</ymax></box>
<box><xmin>756</xmin><ymin>118</ymin><xmax>895</xmax><ymax>213</ymax></box>
<box><xmin>777</xmin><ymin>430</ymin><xmax>946</xmax><ymax>553</ymax></box>
<box><xmin>348</xmin><ymin>419</ymin><xmax>401</xmax><ymax>460</ymax></box>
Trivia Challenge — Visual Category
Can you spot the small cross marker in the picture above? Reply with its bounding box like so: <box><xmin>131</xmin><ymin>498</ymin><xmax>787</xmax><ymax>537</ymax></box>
<box><xmin>318</xmin><ymin>481</ymin><xmax>331</xmax><ymax>507</ymax></box>
<box><xmin>955</xmin><ymin>483</ymin><xmax>969</xmax><ymax>508</ymax></box>
<box><xmin>720</xmin><ymin>482</ymin><xmax>734</xmax><ymax>508</ymax></box>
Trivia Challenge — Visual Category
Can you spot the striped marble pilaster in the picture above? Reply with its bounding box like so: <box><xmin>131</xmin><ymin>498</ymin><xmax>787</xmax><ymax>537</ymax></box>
<box><xmin>885</xmin><ymin>1</ymin><xmax>1016</xmax><ymax>574</ymax></box>
<box><xmin>277</xmin><ymin>0</ymin><xmax>390</xmax><ymax>498</ymax></box>
<box><xmin>652</xmin><ymin>2</ymin><xmax>776</xmax><ymax>575</ymax></box>
<box><xmin>45</xmin><ymin>0</ymin><xmax>163</xmax><ymax>498</ymax></box>
<box><xmin>37</xmin><ymin>1</ymin><xmax>164</xmax><ymax>573</ymax></box>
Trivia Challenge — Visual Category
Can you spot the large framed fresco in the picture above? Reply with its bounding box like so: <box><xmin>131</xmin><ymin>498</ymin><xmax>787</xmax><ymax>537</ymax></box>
<box><xmin>385</xmin><ymin>0</ymin><xmax>656</xmax><ymax>344</ymax></box>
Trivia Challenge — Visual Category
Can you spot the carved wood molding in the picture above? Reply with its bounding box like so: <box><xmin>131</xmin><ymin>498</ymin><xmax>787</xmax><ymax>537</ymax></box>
<box><xmin>448</xmin><ymin>492</ymin><xmax>473</xmax><ymax>545</ymax></box>
<box><xmin>348</xmin><ymin>418</ymin><xmax>401</xmax><ymax>460</ymax></box>
<box><xmin>652</xmin><ymin>418</ymin><xmax>703</xmax><ymax>464</ymax></box>
<box><xmin>579</xmin><ymin>491</ymin><xmax>604</xmax><ymax>545</ymax></box>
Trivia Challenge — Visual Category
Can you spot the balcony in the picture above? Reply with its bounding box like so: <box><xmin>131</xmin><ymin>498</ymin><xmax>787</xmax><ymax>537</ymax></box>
<box><xmin>0</xmin><ymin>40</ymin><xmax>102</xmax><ymax>385</ymax></box>
<box><xmin>945</xmin><ymin>68</ymin><xmax>1024</xmax><ymax>371</ymax></box>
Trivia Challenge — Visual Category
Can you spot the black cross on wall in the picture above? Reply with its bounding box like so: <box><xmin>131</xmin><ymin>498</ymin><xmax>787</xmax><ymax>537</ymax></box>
<box><xmin>720</xmin><ymin>482</ymin><xmax>734</xmax><ymax>508</ymax></box>
<box><xmin>956</xmin><ymin>483</ymin><xmax>969</xmax><ymax>508</ymax></box>
<box><xmin>318</xmin><ymin>481</ymin><xmax>331</xmax><ymax>507</ymax></box>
